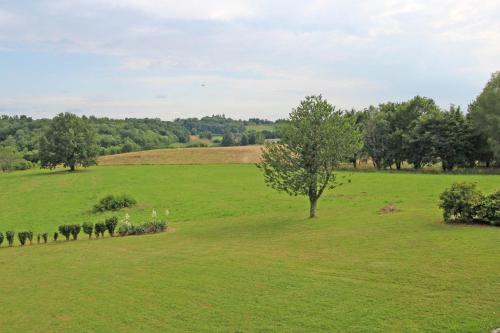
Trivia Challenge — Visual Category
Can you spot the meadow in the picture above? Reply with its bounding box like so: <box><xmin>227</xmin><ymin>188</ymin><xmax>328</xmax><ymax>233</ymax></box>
<box><xmin>0</xmin><ymin>163</ymin><xmax>499</xmax><ymax>332</ymax></box>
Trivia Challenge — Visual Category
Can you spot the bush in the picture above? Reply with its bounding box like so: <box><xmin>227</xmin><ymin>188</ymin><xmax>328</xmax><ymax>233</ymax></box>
<box><xmin>118</xmin><ymin>223</ymin><xmax>131</xmax><ymax>236</ymax></box>
<box><xmin>18</xmin><ymin>232</ymin><xmax>28</xmax><ymax>246</ymax></box>
<box><xmin>94</xmin><ymin>222</ymin><xmax>106</xmax><ymax>238</ymax></box>
<box><xmin>37</xmin><ymin>234</ymin><xmax>41</xmax><ymax>244</ymax></box>
<box><xmin>58</xmin><ymin>225</ymin><xmax>72</xmax><ymax>241</ymax></box>
<box><xmin>93</xmin><ymin>194</ymin><xmax>137</xmax><ymax>212</ymax></box>
<box><xmin>28</xmin><ymin>231</ymin><xmax>33</xmax><ymax>245</ymax></box>
<box><xmin>42</xmin><ymin>233</ymin><xmax>49</xmax><ymax>243</ymax></box>
<box><xmin>439</xmin><ymin>183</ymin><xmax>483</xmax><ymax>223</ymax></box>
<box><xmin>0</xmin><ymin>232</ymin><xmax>3</xmax><ymax>247</ymax></box>
<box><xmin>143</xmin><ymin>221</ymin><xmax>167</xmax><ymax>233</ymax></box>
<box><xmin>71</xmin><ymin>224</ymin><xmax>81</xmax><ymax>240</ymax></box>
<box><xmin>105</xmin><ymin>217</ymin><xmax>118</xmax><ymax>236</ymax></box>
<box><xmin>475</xmin><ymin>191</ymin><xmax>500</xmax><ymax>226</ymax></box>
<box><xmin>53</xmin><ymin>232</ymin><xmax>59</xmax><ymax>242</ymax></box>
<box><xmin>82</xmin><ymin>222</ymin><xmax>94</xmax><ymax>239</ymax></box>
<box><xmin>6</xmin><ymin>231</ymin><xmax>14</xmax><ymax>246</ymax></box>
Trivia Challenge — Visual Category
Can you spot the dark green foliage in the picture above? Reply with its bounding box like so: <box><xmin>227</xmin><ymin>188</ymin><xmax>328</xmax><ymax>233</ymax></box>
<box><xmin>0</xmin><ymin>146</ymin><xmax>33</xmax><ymax>172</ymax></box>
<box><xmin>53</xmin><ymin>232</ymin><xmax>58</xmax><ymax>242</ymax></box>
<box><xmin>6</xmin><ymin>231</ymin><xmax>14</xmax><ymax>246</ymax></box>
<box><xmin>118</xmin><ymin>221</ymin><xmax>167</xmax><ymax>236</ymax></box>
<box><xmin>58</xmin><ymin>225</ymin><xmax>72</xmax><ymax>241</ymax></box>
<box><xmin>0</xmin><ymin>232</ymin><xmax>3</xmax><ymax>247</ymax></box>
<box><xmin>143</xmin><ymin>221</ymin><xmax>167</xmax><ymax>233</ymax></box>
<box><xmin>240</xmin><ymin>134</ymin><xmax>249</xmax><ymax>146</ymax></box>
<box><xmin>37</xmin><ymin>233</ymin><xmax>41</xmax><ymax>244</ymax></box>
<box><xmin>39</xmin><ymin>113</ymin><xmax>98</xmax><ymax>171</ymax></box>
<box><xmin>439</xmin><ymin>183</ymin><xmax>499</xmax><ymax>226</ymax></box>
<box><xmin>70</xmin><ymin>224</ymin><xmax>81</xmax><ymax>240</ymax></box>
<box><xmin>17</xmin><ymin>232</ymin><xmax>28</xmax><ymax>246</ymax></box>
<box><xmin>175</xmin><ymin>115</ymin><xmax>245</xmax><ymax>135</ymax></box>
<box><xmin>94</xmin><ymin>222</ymin><xmax>106</xmax><ymax>238</ymax></box>
<box><xmin>93</xmin><ymin>194</ymin><xmax>137</xmax><ymax>212</ymax></box>
<box><xmin>221</xmin><ymin>131</ymin><xmax>235</xmax><ymax>146</ymax></box>
<box><xmin>82</xmin><ymin>222</ymin><xmax>93</xmax><ymax>239</ymax></box>
<box><xmin>27</xmin><ymin>231</ymin><xmax>33</xmax><ymax>245</ymax></box>
<box><xmin>42</xmin><ymin>233</ymin><xmax>48</xmax><ymax>243</ymax></box>
<box><xmin>105</xmin><ymin>217</ymin><xmax>118</xmax><ymax>236</ymax></box>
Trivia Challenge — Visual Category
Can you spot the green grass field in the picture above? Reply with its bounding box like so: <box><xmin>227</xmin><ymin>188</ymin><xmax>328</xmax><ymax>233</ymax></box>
<box><xmin>0</xmin><ymin>165</ymin><xmax>499</xmax><ymax>332</ymax></box>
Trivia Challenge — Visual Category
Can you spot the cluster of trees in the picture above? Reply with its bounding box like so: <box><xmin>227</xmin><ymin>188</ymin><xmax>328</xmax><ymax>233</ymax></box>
<box><xmin>357</xmin><ymin>72</ymin><xmax>499</xmax><ymax>170</ymax></box>
<box><xmin>0</xmin><ymin>216</ymin><xmax>167</xmax><ymax>248</ymax></box>
<box><xmin>174</xmin><ymin>115</ymin><xmax>246</xmax><ymax>135</ymax></box>
<box><xmin>220</xmin><ymin>131</ymin><xmax>266</xmax><ymax>146</ymax></box>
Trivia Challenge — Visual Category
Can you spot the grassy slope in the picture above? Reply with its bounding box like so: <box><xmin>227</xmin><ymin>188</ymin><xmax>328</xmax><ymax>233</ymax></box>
<box><xmin>0</xmin><ymin>165</ymin><xmax>499</xmax><ymax>332</ymax></box>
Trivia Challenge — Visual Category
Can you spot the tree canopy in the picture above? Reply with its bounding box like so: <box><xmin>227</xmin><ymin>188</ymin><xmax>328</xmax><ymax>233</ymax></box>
<box><xmin>258</xmin><ymin>95</ymin><xmax>362</xmax><ymax>218</ymax></box>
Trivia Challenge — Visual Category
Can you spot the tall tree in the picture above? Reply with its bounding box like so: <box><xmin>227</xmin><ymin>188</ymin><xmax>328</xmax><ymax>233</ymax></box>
<box><xmin>364</xmin><ymin>110</ymin><xmax>391</xmax><ymax>169</ymax></box>
<box><xmin>258</xmin><ymin>95</ymin><xmax>362</xmax><ymax>218</ymax></box>
<box><xmin>468</xmin><ymin>71</ymin><xmax>500</xmax><ymax>163</ymax></box>
<box><xmin>39</xmin><ymin>113</ymin><xmax>98</xmax><ymax>171</ymax></box>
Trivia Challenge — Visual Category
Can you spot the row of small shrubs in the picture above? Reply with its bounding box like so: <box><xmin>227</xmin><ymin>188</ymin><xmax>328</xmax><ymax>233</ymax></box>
<box><xmin>0</xmin><ymin>212</ymin><xmax>168</xmax><ymax>248</ymax></box>
<box><xmin>439</xmin><ymin>182</ymin><xmax>499</xmax><ymax>226</ymax></box>
<box><xmin>93</xmin><ymin>194</ymin><xmax>137</xmax><ymax>213</ymax></box>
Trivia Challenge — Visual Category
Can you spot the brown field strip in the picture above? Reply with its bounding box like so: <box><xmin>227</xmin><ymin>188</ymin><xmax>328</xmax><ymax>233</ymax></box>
<box><xmin>97</xmin><ymin>145</ymin><xmax>263</xmax><ymax>165</ymax></box>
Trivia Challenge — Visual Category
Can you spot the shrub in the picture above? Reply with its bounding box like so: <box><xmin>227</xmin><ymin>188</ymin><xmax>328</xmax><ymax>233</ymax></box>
<box><xmin>0</xmin><ymin>232</ymin><xmax>3</xmax><ymax>247</ymax></box>
<box><xmin>82</xmin><ymin>222</ymin><xmax>94</xmax><ymax>239</ymax></box>
<box><xmin>42</xmin><ymin>233</ymin><xmax>49</xmax><ymax>243</ymax></box>
<box><xmin>6</xmin><ymin>231</ymin><xmax>14</xmax><ymax>246</ymax></box>
<box><xmin>58</xmin><ymin>225</ymin><xmax>72</xmax><ymax>241</ymax></box>
<box><xmin>143</xmin><ymin>221</ymin><xmax>167</xmax><ymax>233</ymax></box>
<box><xmin>133</xmin><ymin>224</ymin><xmax>146</xmax><ymax>235</ymax></box>
<box><xmin>53</xmin><ymin>232</ymin><xmax>59</xmax><ymax>242</ymax></box>
<box><xmin>475</xmin><ymin>191</ymin><xmax>500</xmax><ymax>226</ymax></box>
<box><xmin>94</xmin><ymin>222</ymin><xmax>106</xmax><ymax>238</ymax></box>
<box><xmin>18</xmin><ymin>232</ymin><xmax>28</xmax><ymax>246</ymax></box>
<box><xmin>439</xmin><ymin>183</ymin><xmax>483</xmax><ymax>223</ymax></box>
<box><xmin>105</xmin><ymin>217</ymin><xmax>118</xmax><ymax>236</ymax></box>
<box><xmin>118</xmin><ymin>223</ymin><xmax>131</xmax><ymax>237</ymax></box>
<box><xmin>70</xmin><ymin>224</ymin><xmax>81</xmax><ymax>240</ymax></box>
<box><xmin>28</xmin><ymin>231</ymin><xmax>34</xmax><ymax>245</ymax></box>
<box><xmin>93</xmin><ymin>194</ymin><xmax>137</xmax><ymax>213</ymax></box>
<box><xmin>37</xmin><ymin>234</ymin><xmax>41</xmax><ymax>244</ymax></box>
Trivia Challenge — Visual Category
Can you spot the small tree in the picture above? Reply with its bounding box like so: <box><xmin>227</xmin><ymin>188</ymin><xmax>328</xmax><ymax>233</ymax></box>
<box><xmin>221</xmin><ymin>131</ymin><xmax>235</xmax><ymax>146</ymax></box>
<box><xmin>82</xmin><ymin>222</ymin><xmax>93</xmax><ymax>239</ymax></box>
<box><xmin>70</xmin><ymin>224</ymin><xmax>81</xmax><ymax>240</ymax></box>
<box><xmin>53</xmin><ymin>232</ymin><xmax>59</xmax><ymax>242</ymax></box>
<box><xmin>42</xmin><ymin>233</ymin><xmax>49</xmax><ymax>243</ymax></box>
<box><xmin>6</xmin><ymin>231</ymin><xmax>15</xmax><ymax>246</ymax></box>
<box><xmin>105</xmin><ymin>217</ymin><xmax>118</xmax><ymax>236</ymax></box>
<box><xmin>18</xmin><ymin>232</ymin><xmax>27</xmax><ymax>246</ymax></box>
<box><xmin>95</xmin><ymin>222</ymin><xmax>106</xmax><ymax>238</ymax></box>
<box><xmin>27</xmin><ymin>231</ymin><xmax>34</xmax><ymax>245</ymax></box>
<box><xmin>258</xmin><ymin>95</ymin><xmax>362</xmax><ymax>218</ymax></box>
<box><xmin>0</xmin><ymin>232</ymin><xmax>4</xmax><ymax>247</ymax></box>
<box><xmin>37</xmin><ymin>234</ymin><xmax>41</xmax><ymax>244</ymax></box>
<box><xmin>240</xmin><ymin>134</ymin><xmax>249</xmax><ymax>146</ymax></box>
<box><xmin>58</xmin><ymin>225</ymin><xmax>71</xmax><ymax>241</ymax></box>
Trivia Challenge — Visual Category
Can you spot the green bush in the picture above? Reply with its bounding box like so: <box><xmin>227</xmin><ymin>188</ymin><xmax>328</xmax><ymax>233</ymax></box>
<box><xmin>42</xmin><ymin>233</ymin><xmax>48</xmax><ymax>243</ymax></box>
<box><xmin>475</xmin><ymin>191</ymin><xmax>500</xmax><ymax>226</ymax></box>
<box><xmin>93</xmin><ymin>194</ymin><xmax>137</xmax><ymax>213</ymax></box>
<box><xmin>18</xmin><ymin>232</ymin><xmax>28</xmax><ymax>246</ymax></box>
<box><xmin>28</xmin><ymin>231</ymin><xmax>33</xmax><ymax>245</ymax></box>
<box><xmin>58</xmin><ymin>225</ymin><xmax>72</xmax><ymax>241</ymax></box>
<box><xmin>105</xmin><ymin>217</ymin><xmax>118</xmax><ymax>236</ymax></box>
<box><xmin>94</xmin><ymin>222</ymin><xmax>106</xmax><ymax>238</ymax></box>
<box><xmin>6</xmin><ymin>231</ymin><xmax>14</xmax><ymax>246</ymax></box>
<box><xmin>37</xmin><ymin>233</ymin><xmax>41</xmax><ymax>244</ymax></box>
<box><xmin>118</xmin><ymin>223</ymin><xmax>131</xmax><ymax>236</ymax></box>
<box><xmin>439</xmin><ymin>183</ymin><xmax>483</xmax><ymax>223</ymax></box>
<box><xmin>53</xmin><ymin>232</ymin><xmax>58</xmax><ymax>242</ymax></box>
<box><xmin>0</xmin><ymin>232</ymin><xmax>3</xmax><ymax>247</ymax></box>
<box><xmin>70</xmin><ymin>224</ymin><xmax>81</xmax><ymax>240</ymax></box>
<box><xmin>82</xmin><ymin>222</ymin><xmax>94</xmax><ymax>239</ymax></box>
<box><xmin>143</xmin><ymin>221</ymin><xmax>167</xmax><ymax>233</ymax></box>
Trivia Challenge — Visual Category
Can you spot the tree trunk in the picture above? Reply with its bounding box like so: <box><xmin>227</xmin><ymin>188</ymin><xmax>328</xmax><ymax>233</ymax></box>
<box><xmin>396</xmin><ymin>160</ymin><xmax>401</xmax><ymax>170</ymax></box>
<box><xmin>69</xmin><ymin>164</ymin><xmax>76</xmax><ymax>172</ymax></box>
<box><xmin>309</xmin><ymin>197</ymin><xmax>317</xmax><ymax>218</ymax></box>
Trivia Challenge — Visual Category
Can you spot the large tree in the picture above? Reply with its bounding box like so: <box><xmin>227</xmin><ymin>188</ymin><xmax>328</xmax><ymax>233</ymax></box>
<box><xmin>39</xmin><ymin>112</ymin><xmax>98</xmax><ymax>171</ymax></box>
<box><xmin>468</xmin><ymin>71</ymin><xmax>500</xmax><ymax>163</ymax></box>
<box><xmin>258</xmin><ymin>95</ymin><xmax>362</xmax><ymax>218</ymax></box>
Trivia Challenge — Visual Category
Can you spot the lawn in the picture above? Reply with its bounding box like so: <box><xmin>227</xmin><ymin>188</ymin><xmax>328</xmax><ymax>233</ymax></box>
<box><xmin>0</xmin><ymin>165</ymin><xmax>499</xmax><ymax>332</ymax></box>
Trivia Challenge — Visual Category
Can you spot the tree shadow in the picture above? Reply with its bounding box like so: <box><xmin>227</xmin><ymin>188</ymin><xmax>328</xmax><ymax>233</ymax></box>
<box><xmin>22</xmin><ymin>168</ymin><xmax>93</xmax><ymax>178</ymax></box>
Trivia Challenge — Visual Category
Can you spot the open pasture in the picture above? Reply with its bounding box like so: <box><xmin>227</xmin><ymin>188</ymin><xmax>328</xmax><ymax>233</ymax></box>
<box><xmin>0</xmin><ymin>165</ymin><xmax>499</xmax><ymax>332</ymax></box>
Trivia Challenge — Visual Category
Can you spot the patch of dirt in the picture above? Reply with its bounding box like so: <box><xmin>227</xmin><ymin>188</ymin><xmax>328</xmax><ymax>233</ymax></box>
<box><xmin>379</xmin><ymin>204</ymin><xmax>400</xmax><ymax>214</ymax></box>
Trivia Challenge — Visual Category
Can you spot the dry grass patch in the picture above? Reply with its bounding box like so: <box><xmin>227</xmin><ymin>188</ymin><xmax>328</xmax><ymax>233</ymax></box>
<box><xmin>98</xmin><ymin>145</ymin><xmax>263</xmax><ymax>165</ymax></box>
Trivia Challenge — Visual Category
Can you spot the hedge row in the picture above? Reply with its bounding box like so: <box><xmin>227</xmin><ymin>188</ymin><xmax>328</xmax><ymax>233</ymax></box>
<box><xmin>0</xmin><ymin>217</ymin><xmax>167</xmax><ymax>248</ymax></box>
<box><xmin>439</xmin><ymin>182</ymin><xmax>499</xmax><ymax>226</ymax></box>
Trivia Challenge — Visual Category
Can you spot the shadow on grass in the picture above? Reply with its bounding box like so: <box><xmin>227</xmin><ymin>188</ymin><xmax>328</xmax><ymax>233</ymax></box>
<box><xmin>22</xmin><ymin>168</ymin><xmax>94</xmax><ymax>178</ymax></box>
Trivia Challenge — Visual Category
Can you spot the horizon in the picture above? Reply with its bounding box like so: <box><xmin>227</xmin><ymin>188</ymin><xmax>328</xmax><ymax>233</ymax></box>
<box><xmin>1</xmin><ymin>1</ymin><xmax>499</xmax><ymax>120</ymax></box>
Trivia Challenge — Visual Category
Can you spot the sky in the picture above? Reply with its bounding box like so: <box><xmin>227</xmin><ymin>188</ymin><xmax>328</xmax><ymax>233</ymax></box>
<box><xmin>0</xmin><ymin>0</ymin><xmax>499</xmax><ymax>120</ymax></box>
